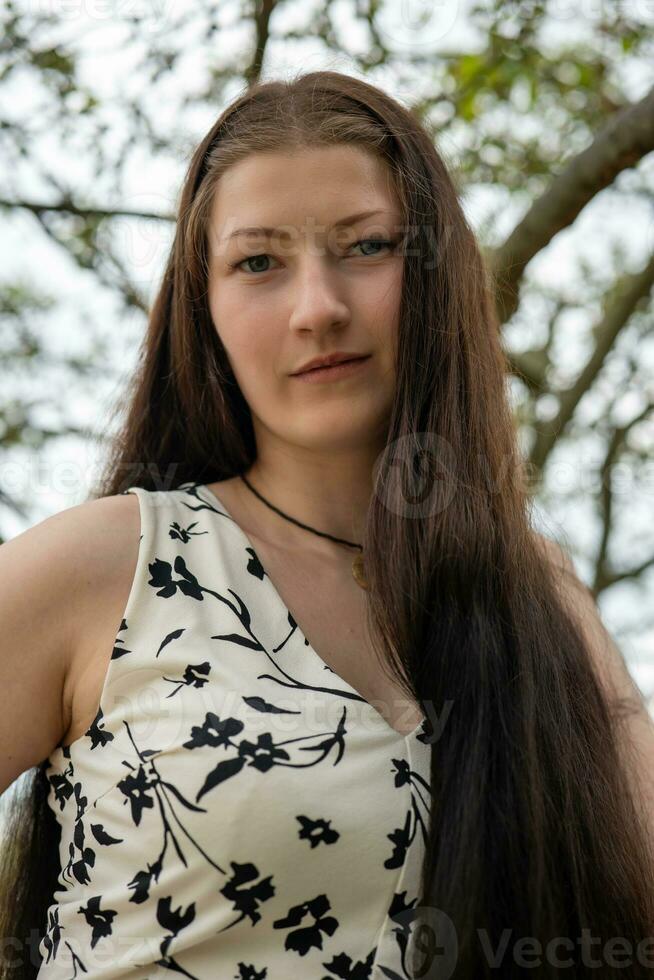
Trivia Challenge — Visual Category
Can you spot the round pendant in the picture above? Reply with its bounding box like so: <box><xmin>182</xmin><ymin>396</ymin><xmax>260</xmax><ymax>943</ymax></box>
<box><xmin>352</xmin><ymin>551</ymin><xmax>369</xmax><ymax>590</ymax></box>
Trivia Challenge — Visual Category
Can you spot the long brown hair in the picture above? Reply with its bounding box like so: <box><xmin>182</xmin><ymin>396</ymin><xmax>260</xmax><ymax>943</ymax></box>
<box><xmin>2</xmin><ymin>69</ymin><xmax>652</xmax><ymax>979</ymax></box>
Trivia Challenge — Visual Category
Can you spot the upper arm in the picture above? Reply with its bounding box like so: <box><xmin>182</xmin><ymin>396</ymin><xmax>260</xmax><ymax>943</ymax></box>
<box><xmin>536</xmin><ymin>533</ymin><xmax>654</xmax><ymax>837</ymax></box>
<box><xmin>0</xmin><ymin>492</ymin><xmax>134</xmax><ymax>795</ymax></box>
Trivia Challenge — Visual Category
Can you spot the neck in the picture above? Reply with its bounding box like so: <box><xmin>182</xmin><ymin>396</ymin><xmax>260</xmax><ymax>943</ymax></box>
<box><xmin>241</xmin><ymin>451</ymin><xmax>375</xmax><ymax>557</ymax></box>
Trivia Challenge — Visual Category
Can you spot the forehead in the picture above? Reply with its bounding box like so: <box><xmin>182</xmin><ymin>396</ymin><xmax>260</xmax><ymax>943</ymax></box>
<box><xmin>209</xmin><ymin>145</ymin><xmax>403</xmax><ymax>241</ymax></box>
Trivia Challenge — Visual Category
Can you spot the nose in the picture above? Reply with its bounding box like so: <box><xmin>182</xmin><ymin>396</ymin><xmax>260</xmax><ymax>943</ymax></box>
<box><xmin>287</xmin><ymin>257</ymin><xmax>351</xmax><ymax>335</ymax></box>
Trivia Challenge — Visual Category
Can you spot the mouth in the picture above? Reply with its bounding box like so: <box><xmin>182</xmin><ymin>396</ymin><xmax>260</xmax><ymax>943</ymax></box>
<box><xmin>291</xmin><ymin>355</ymin><xmax>372</xmax><ymax>383</ymax></box>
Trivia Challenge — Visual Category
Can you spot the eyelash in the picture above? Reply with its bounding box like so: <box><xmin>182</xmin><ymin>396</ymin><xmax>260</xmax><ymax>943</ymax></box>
<box><xmin>229</xmin><ymin>237</ymin><xmax>396</xmax><ymax>274</ymax></box>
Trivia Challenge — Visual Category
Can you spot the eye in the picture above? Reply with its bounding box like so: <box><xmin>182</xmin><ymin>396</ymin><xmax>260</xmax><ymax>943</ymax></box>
<box><xmin>230</xmin><ymin>253</ymin><xmax>276</xmax><ymax>275</ymax></box>
<box><xmin>350</xmin><ymin>237</ymin><xmax>395</xmax><ymax>256</ymax></box>
<box><xmin>230</xmin><ymin>237</ymin><xmax>396</xmax><ymax>275</ymax></box>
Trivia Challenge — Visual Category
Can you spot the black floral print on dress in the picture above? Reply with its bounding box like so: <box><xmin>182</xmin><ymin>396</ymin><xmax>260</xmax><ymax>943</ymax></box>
<box><xmin>37</xmin><ymin>482</ymin><xmax>432</xmax><ymax>979</ymax></box>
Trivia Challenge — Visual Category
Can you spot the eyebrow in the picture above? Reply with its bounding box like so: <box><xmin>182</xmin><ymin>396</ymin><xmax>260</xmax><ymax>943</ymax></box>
<box><xmin>221</xmin><ymin>209</ymin><xmax>393</xmax><ymax>243</ymax></box>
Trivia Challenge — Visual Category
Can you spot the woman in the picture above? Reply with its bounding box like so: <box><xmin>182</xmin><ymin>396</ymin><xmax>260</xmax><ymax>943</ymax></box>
<box><xmin>1</xmin><ymin>69</ymin><xmax>653</xmax><ymax>980</ymax></box>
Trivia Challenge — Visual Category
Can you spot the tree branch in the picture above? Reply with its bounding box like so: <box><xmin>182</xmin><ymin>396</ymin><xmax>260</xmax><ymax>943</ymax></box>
<box><xmin>593</xmin><ymin>400</ymin><xmax>654</xmax><ymax>594</ymax></box>
<box><xmin>529</xmin><ymin>252</ymin><xmax>654</xmax><ymax>473</ymax></box>
<box><xmin>490</xmin><ymin>84</ymin><xmax>654</xmax><ymax>327</ymax></box>
<box><xmin>0</xmin><ymin>197</ymin><xmax>173</xmax><ymax>223</ymax></box>
<box><xmin>243</xmin><ymin>0</ymin><xmax>277</xmax><ymax>87</ymax></box>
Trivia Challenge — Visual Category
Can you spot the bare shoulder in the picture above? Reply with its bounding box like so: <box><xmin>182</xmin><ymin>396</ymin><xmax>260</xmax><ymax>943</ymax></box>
<box><xmin>54</xmin><ymin>492</ymin><xmax>141</xmax><ymax>603</ymax></box>
<box><xmin>532</xmin><ymin>531</ymin><xmax>636</xmax><ymax>699</ymax></box>
<box><xmin>533</xmin><ymin>530</ymin><xmax>654</xmax><ymax>835</ymax></box>
<box><xmin>533</xmin><ymin>533</ymin><xmax>586</xmax><ymax>589</ymax></box>
<box><xmin>0</xmin><ymin>491</ymin><xmax>141</xmax><ymax>791</ymax></box>
<box><xmin>28</xmin><ymin>491</ymin><xmax>142</xmax><ymax>643</ymax></box>
<box><xmin>56</xmin><ymin>492</ymin><xmax>142</xmax><ymax>742</ymax></box>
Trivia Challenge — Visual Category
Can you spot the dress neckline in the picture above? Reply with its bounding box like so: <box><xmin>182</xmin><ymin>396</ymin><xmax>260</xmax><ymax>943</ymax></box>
<box><xmin>196</xmin><ymin>482</ymin><xmax>425</xmax><ymax>742</ymax></box>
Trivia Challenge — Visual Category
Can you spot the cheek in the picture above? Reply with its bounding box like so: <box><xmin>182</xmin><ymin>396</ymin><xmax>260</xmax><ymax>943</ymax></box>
<box><xmin>221</xmin><ymin>333</ymin><xmax>269</xmax><ymax>389</ymax></box>
<box><xmin>215</xmin><ymin>321</ymin><xmax>283</xmax><ymax>401</ymax></box>
<box><xmin>209</xmin><ymin>289</ymin><xmax>273</xmax><ymax>380</ymax></box>
<box><xmin>364</xmin><ymin>263</ymin><xmax>402</xmax><ymax>325</ymax></box>
<box><xmin>364</xmin><ymin>268</ymin><xmax>401</xmax><ymax>363</ymax></box>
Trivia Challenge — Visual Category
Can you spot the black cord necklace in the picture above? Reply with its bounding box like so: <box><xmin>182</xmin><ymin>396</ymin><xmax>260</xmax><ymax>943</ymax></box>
<box><xmin>239</xmin><ymin>473</ymin><xmax>369</xmax><ymax>590</ymax></box>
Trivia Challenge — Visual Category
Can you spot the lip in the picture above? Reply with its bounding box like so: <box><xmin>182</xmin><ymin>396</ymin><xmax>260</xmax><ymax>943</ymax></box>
<box><xmin>291</xmin><ymin>355</ymin><xmax>372</xmax><ymax>383</ymax></box>
<box><xmin>292</xmin><ymin>351</ymin><xmax>369</xmax><ymax>374</ymax></box>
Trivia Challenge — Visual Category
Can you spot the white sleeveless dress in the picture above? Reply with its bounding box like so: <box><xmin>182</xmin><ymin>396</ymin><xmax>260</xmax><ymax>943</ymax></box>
<box><xmin>36</xmin><ymin>481</ymin><xmax>432</xmax><ymax>979</ymax></box>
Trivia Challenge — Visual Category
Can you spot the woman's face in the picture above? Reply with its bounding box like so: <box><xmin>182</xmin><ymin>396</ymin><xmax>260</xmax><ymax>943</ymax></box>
<box><xmin>207</xmin><ymin>144</ymin><xmax>404</xmax><ymax>456</ymax></box>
